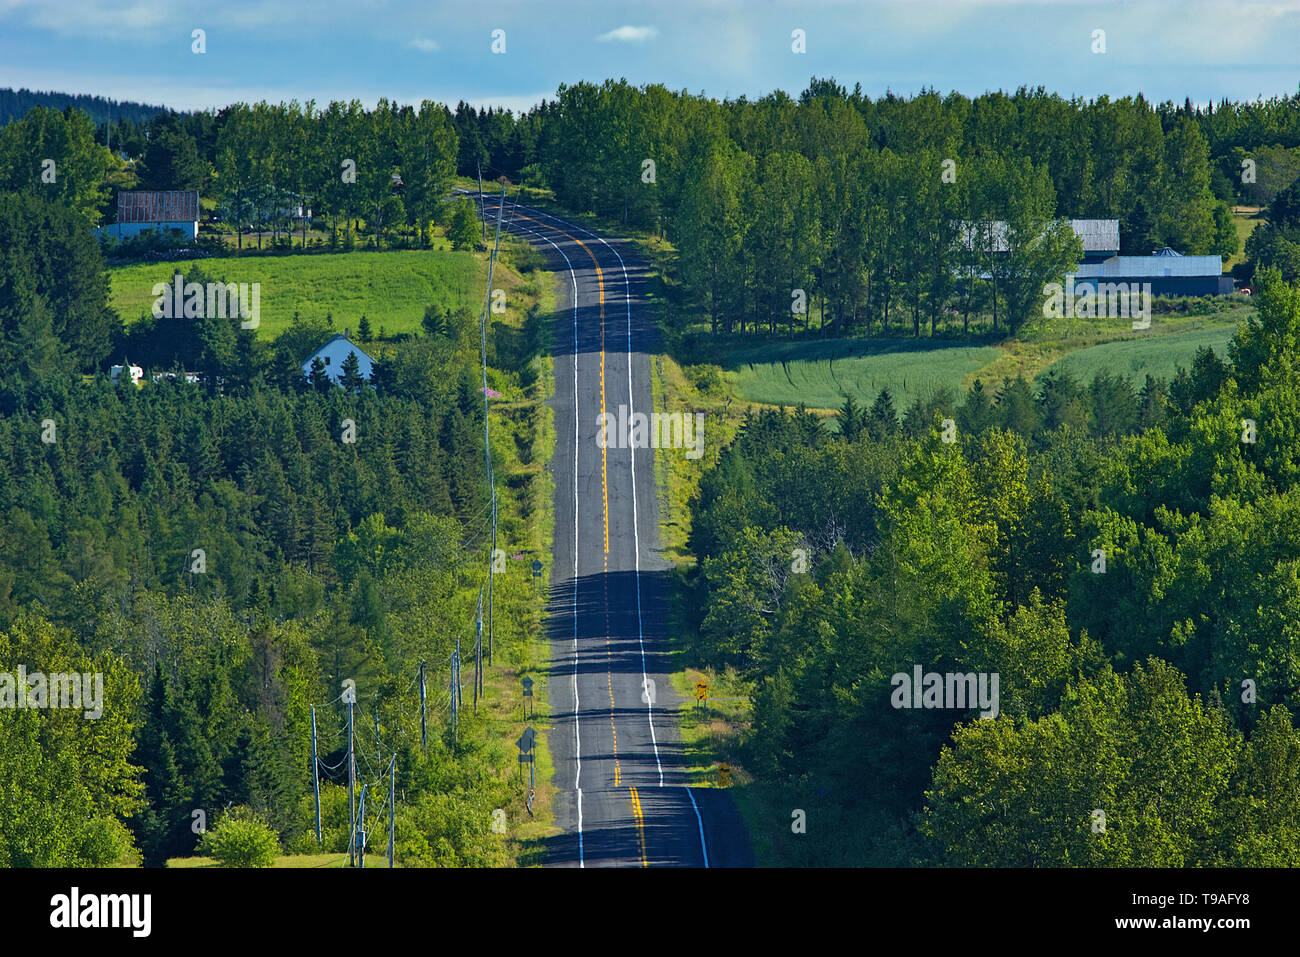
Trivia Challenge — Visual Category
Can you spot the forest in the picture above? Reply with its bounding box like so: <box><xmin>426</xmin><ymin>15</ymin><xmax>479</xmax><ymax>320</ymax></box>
<box><xmin>0</xmin><ymin>126</ymin><xmax>555</xmax><ymax>864</ymax></box>
<box><xmin>681</xmin><ymin>266</ymin><xmax>1300</xmax><ymax>865</ymax></box>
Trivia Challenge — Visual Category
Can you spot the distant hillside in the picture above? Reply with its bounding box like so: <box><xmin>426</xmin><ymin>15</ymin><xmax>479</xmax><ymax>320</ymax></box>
<box><xmin>0</xmin><ymin>87</ymin><xmax>172</xmax><ymax>126</ymax></box>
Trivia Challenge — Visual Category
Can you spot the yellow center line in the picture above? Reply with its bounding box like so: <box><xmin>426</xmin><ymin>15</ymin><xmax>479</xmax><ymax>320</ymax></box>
<box><xmin>574</xmin><ymin>238</ymin><xmax>610</xmax><ymax>557</ymax></box>
<box><xmin>604</xmin><ymin>571</ymin><xmax>620</xmax><ymax>787</ymax></box>
<box><xmin>496</xmin><ymin>206</ymin><xmax>626</xmax><ymax>801</ymax></box>
<box><xmin>499</xmin><ymin>207</ymin><xmax>610</xmax><ymax>555</ymax></box>
<box><xmin>628</xmin><ymin>787</ymin><xmax>648</xmax><ymax>867</ymax></box>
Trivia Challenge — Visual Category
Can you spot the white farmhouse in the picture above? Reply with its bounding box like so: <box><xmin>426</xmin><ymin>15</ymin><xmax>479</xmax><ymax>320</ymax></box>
<box><xmin>110</xmin><ymin>361</ymin><xmax>143</xmax><ymax>386</ymax></box>
<box><xmin>302</xmin><ymin>332</ymin><xmax>375</xmax><ymax>386</ymax></box>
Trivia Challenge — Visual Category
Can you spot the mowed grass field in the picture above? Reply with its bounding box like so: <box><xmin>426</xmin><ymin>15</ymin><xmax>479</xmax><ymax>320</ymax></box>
<box><xmin>723</xmin><ymin>316</ymin><xmax>1245</xmax><ymax>413</ymax></box>
<box><xmin>1038</xmin><ymin>323</ymin><xmax>1237</xmax><ymax>385</ymax></box>
<box><xmin>109</xmin><ymin>250</ymin><xmax>483</xmax><ymax>339</ymax></box>
<box><xmin>725</xmin><ymin>338</ymin><xmax>1003</xmax><ymax>412</ymax></box>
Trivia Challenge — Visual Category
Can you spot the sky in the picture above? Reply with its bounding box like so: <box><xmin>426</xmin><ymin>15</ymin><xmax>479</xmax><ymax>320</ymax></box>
<box><xmin>0</xmin><ymin>0</ymin><xmax>1297</xmax><ymax>114</ymax></box>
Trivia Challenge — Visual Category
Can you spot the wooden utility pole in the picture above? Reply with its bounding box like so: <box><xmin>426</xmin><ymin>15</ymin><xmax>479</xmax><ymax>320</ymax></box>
<box><xmin>310</xmin><ymin>707</ymin><xmax>322</xmax><ymax>844</ymax></box>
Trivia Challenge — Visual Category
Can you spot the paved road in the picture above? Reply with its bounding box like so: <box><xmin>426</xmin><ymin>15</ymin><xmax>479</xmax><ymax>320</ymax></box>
<box><xmin>471</xmin><ymin>193</ymin><xmax>750</xmax><ymax>867</ymax></box>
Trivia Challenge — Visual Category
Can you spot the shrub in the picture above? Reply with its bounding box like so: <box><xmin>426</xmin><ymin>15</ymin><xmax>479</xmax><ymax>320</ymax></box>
<box><xmin>199</xmin><ymin>808</ymin><xmax>281</xmax><ymax>867</ymax></box>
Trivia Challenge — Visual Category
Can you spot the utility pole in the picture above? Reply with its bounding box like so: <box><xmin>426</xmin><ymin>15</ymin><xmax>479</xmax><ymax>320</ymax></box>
<box><xmin>478</xmin><ymin>183</ymin><xmax>505</xmax><ymax>685</ymax></box>
<box><xmin>374</xmin><ymin>711</ymin><xmax>380</xmax><ymax>765</ymax></box>
<box><xmin>418</xmin><ymin>660</ymin><xmax>427</xmax><ymax>752</ymax></box>
<box><xmin>357</xmin><ymin>784</ymin><xmax>367</xmax><ymax>869</ymax></box>
<box><xmin>450</xmin><ymin>650</ymin><xmax>458</xmax><ymax>746</ymax></box>
<box><xmin>347</xmin><ymin>696</ymin><xmax>356</xmax><ymax>867</ymax></box>
<box><xmin>387</xmin><ymin>756</ymin><xmax>396</xmax><ymax>868</ymax></box>
<box><xmin>477</xmin><ymin>160</ymin><xmax>486</xmax><ymax>242</ymax></box>
<box><xmin>310</xmin><ymin>707</ymin><xmax>322</xmax><ymax>844</ymax></box>
<box><xmin>489</xmin><ymin>489</ymin><xmax>496</xmax><ymax>666</ymax></box>
<box><xmin>475</xmin><ymin>588</ymin><xmax>483</xmax><ymax>713</ymax></box>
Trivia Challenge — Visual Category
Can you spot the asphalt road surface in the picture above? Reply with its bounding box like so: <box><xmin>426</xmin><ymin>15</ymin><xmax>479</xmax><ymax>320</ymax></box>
<box><xmin>471</xmin><ymin>192</ymin><xmax>751</xmax><ymax>867</ymax></box>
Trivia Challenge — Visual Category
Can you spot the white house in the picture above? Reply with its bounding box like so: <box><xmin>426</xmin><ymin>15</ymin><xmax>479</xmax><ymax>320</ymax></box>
<box><xmin>302</xmin><ymin>332</ymin><xmax>375</xmax><ymax>386</ymax></box>
<box><xmin>110</xmin><ymin>361</ymin><xmax>143</xmax><ymax>386</ymax></box>
<box><xmin>94</xmin><ymin>190</ymin><xmax>200</xmax><ymax>242</ymax></box>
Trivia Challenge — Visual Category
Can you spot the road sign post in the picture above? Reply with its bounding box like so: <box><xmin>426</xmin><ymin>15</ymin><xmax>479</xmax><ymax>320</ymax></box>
<box><xmin>695</xmin><ymin>680</ymin><xmax>709</xmax><ymax>711</ymax></box>
<box><xmin>516</xmin><ymin>726</ymin><xmax>535</xmax><ymax>784</ymax></box>
<box><xmin>521</xmin><ymin>674</ymin><xmax>534</xmax><ymax>718</ymax></box>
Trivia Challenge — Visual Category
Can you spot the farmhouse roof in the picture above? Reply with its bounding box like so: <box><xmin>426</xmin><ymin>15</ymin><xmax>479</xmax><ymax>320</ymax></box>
<box><xmin>957</xmin><ymin>218</ymin><xmax>1119</xmax><ymax>253</ymax></box>
<box><xmin>1073</xmin><ymin>250</ymin><xmax>1224</xmax><ymax>279</ymax></box>
<box><xmin>116</xmin><ymin>190</ymin><xmax>200</xmax><ymax>224</ymax></box>
<box><xmin>307</xmin><ymin>334</ymin><xmax>375</xmax><ymax>363</ymax></box>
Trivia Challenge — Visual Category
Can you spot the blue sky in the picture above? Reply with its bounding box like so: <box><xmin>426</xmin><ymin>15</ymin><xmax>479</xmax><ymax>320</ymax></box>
<box><xmin>0</xmin><ymin>0</ymin><xmax>1297</xmax><ymax>113</ymax></box>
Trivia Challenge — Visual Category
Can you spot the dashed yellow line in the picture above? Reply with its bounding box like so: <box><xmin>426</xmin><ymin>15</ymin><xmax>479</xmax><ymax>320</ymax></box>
<box><xmin>604</xmin><ymin>570</ymin><xmax>620</xmax><ymax>787</ymax></box>
<box><xmin>629</xmin><ymin>787</ymin><xmax>648</xmax><ymax>867</ymax></box>
<box><xmin>575</xmin><ymin>238</ymin><xmax>610</xmax><ymax>557</ymax></box>
<box><xmin>495</xmin><ymin>206</ymin><xmax>610</xmax><ymax>555</ymax></box>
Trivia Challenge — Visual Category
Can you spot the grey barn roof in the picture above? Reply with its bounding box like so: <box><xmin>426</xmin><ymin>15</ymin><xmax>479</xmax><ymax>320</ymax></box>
<box><xmin>957</xmin><ymin>218</ymin><xmax>1119</xmax><ymax>253</ymax></box>
<box><xmin>117</xmin><ymin>190</ymin><xmax>200</xmax><ymax>224</ymax></box>
<box><xmin>1073</xmin><ymin>248</ymin><xmax>1223</xmax><ymax>279</ymax></box>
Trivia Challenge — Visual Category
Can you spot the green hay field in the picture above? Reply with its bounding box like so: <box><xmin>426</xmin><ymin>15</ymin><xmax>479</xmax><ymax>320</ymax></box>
<box><xmin>724</xmin><ymin>338</ymin><xmax>1003</xmax><ymax>411</ymax></box>
<box><xmin>109</xmin><ymin>250</ymin><xmax>483</xmax><ymax>339</ymax></box>
<box><xmin>1037</xmin><ymin>323</ymin><xmax>1238</xmax><ymax>385</ymax></box>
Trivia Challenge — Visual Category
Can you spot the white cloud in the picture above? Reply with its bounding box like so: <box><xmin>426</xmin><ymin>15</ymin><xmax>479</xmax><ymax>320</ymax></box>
<box><xmin>596</xmin><ymin>25</ymin><xmax>658</xmax><ymax>43</ymax></box>
<box><xmin>409</xmin><ymin>37</ymin><xmax>439</xmax><ymax>52</ymax></box>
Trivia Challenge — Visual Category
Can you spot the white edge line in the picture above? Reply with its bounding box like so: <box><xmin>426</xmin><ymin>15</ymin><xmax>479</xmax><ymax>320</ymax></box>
<box><xmin>486</xmin><ymin>201</ymin><xmax>584</xmax><ymax>866</ymax></box>
<box><xmin>685</xmin><ymin>786</ymin><xmax>709</xmax><ymax>868</ymax></box>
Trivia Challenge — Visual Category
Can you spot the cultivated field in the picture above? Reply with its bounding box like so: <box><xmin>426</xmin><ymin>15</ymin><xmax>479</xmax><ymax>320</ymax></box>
<box><xmin>724</xmin><ymin>338</ymin><xmax>1004</xmax><ymax>412</ymax></box>
<box><xmin>1038</xmin><ymin>323</ymin><xmax>1238</xmax><ymax>385</ymax></box>
<box><xmin>109</xmin><ymin>250</ymin><xmax>483</xmax><ymax>339</ymax></box>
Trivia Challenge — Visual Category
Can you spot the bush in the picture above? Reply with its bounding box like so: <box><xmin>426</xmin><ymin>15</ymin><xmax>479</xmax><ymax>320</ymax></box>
<box><xmin>199</xmin><ymin>808</ymin><xmax>281</xmax><ymax>867</ymax></box>
<box><xmin>686</xmin><ymin>363</ymin><xmax>725</xmax><ymax>394</ymax></box>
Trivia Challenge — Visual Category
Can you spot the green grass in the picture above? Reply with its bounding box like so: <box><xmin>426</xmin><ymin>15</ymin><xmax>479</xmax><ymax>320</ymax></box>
<box><xmin>1229</xmin><ymin>207</ymin><xmax>1262</xmax><ymax>271</ymax></box>
<box><xmin>108</xmin><ymin>250</ymin><xmax>483</xmax><ymax>339</ymax></box>
<box><xmin>1039</xmin><ymin>322</ymin><xmax>1238</xmax><ymax>385</ymax></box>
<box><xmin>725</xmin><ymin>338</ymin><xmax>1003</xmax><ymax>412</ymax></box>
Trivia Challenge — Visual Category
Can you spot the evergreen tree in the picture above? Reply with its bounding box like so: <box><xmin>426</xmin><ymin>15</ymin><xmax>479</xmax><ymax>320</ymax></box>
<box><xmin>866</xmin><ymin>388</ymin><xmax>897</xmax><ymax>440</ymax></box>
<box><xmin>837</xmin><ymin>393</ymin><xmax>862</xmax><ymax>441</ymax></box>
<box><xmin>309</xmin><ymin>356</ymin><xmax>332</xmax><ymax>393</ymax></box>
<box><xmin>339</xmin><ymin>351</ymin><xmax>364</xmax><ymax>393</ymax></box>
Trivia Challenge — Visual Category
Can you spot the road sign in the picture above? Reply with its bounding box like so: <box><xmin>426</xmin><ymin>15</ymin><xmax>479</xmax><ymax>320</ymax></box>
<box><xmin>695</xmin><ymin>680</ymin><xmax>709</xmax><ymax>701</ymax></box>
<box><xmin>717</xmin><ymin>762</ymin><xmax>732</xmax><ymax>787</ymax></box>
<box><xmin>521</xmin><ymin>675</ymin><xmax>534</xmax><ymax>697</ymax></box>
<box><xmin>531</xmin><ymin>560</ymin><xmax>543</xmax><ymax>578</ymax></box>
<box><xmin>516</xmin><ymin>727</ymin><xmax>536</xmax><ymax>754</ymax></box>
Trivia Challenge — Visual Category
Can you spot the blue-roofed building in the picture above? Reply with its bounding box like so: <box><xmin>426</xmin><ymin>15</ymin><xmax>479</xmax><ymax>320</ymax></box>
<box><xmin>302</xmin><ymin>332</ymin><xmax>376</xmax><ymax>386</ymax></box>
<box><xmin>1070</xmin><ymin>247</ymin><xmax>1232</xmax><ymax>297</ymax></box>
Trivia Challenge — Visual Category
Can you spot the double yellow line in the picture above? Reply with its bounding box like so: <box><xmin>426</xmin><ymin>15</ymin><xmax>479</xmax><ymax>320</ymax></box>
<box><xmin>628</xmin><ymin>787</ymin><xmax>648</xmax><ymax>867</ymax></box>
<box><xmin>501</xmin><ymin>208</ymin><xmax>611</xmax><ymax>556</ymax></box>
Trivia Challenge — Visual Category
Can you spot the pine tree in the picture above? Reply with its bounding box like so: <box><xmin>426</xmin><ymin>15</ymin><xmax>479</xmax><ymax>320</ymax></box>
<box><xmin>837</xmin><ymin>393</ymin><xmax>862</xmax><ymax>441</ymax></box>
<box><xmin>867</xmin><ymin>388</ymin><xmax>897</xmax><ymax>440</ymax></box>
<box><xmin>309</xmin><ymin>356</ymin><xmax>332</xmax><ymax>393</ymax></box>
<box><xmin>339</xmin><ymin>351</ymin><xmax>364</xmax><ymax>393</ymax></box>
